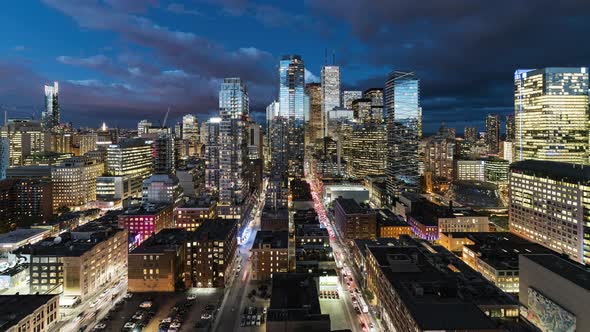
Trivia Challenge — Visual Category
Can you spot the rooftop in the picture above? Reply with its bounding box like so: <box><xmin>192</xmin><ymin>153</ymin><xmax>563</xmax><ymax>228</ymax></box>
<box><xmin>16</xmin><ymin>221</ymin><xmax>125</xmax><ymax>257</ymax></box>
<box><xmin>446</xmin><ymin>232</ymin><xmax>553</xmax><ymax>270</ymax></box>
<box><xmin>510</xmin><ymin>160</ymin><xmax>590</xmax><ymax>183</ymax></box>
<box><xmin>267</xmin><ymin>273</ymin><xmax>330</xmax><ymax>323</ymax></box>
<box><xmin>131</xmin><ymin>228</ymin><xmax>189</xmax><ymax>254</ymax></box>
<box><xmin>253</xmin><ymin>231</ymin><xmax>289</xmax><ymax>249</ymax></box>
<box><xmin>523</xmin><ymin>254</ymin><xmax>590</xmax><ymax>291</ymax></box>
<box><xmin>377</xmin><ymin>209</ymin><xmax>410</xmax><ymax>227</ymax></box>
<box><xmin>189</xmin><ymin>219</ymin><xmax>236</xmax><ymax>241</ymax></box>
<box><xmin>353</xmin><ymin>237</ymin><xmax>402</xmax><ymax>259</ymax></box>
<box><xmin>335</xmin><ymin>198</ymin><xmax>369</xmax><ymax>214</ymax></box>
<box><xmin>0</xmin><ymin>229</ymin><xmax>48</xmax><ymax>244</ymax></box>
<box><xmin>121</xmin><ymin>203</ymin><xmax>172</xmax><ymax>216</ymax></box>
<box><xmin>0</xmin><ymin>294</ymin><xmax>58</xmax><ymax>330</ymax></box>
<box><xmin>367</xmin><ymin>239</ymin><xmax>516</xmax><ymax>330</ymax></box>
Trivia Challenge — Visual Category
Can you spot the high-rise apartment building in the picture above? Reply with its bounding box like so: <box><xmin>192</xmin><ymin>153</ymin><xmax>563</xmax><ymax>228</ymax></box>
<box><xmin>321</xmin><ymin>66</ymin><xmax>341</xmax><ymax>137</ymax></box>
<box><xmin>424</xmin><ymin>126</ymin><xmax>455</xmax><ymax>184</ymax></box>
<box><xmin>42</xmin><ymin>82</ymin><xmax>60</xmax><ymax>129</ymax></box>
<box><xmin>342</xmin><ymin>90</ymin><xmax>362</xmax><ymax>109</ymax></box>
<box><xmin>154</xmin><ymin>133</ymin><xmax>175</xmax><ymax>174</ymax></box>
<box><xmin>514</xmin><ymin>67</ymin><xmax>589</xmax><ymax>164</ymax></box>
<box><xmin>464</xmin><ymin>126</ymin><xmax>478</xmax><ymax>141</ymax></box>
<box><xmin>509</xmin><ymin>160</ymin><xmax>590</xmax><ymax>264</ymax></box>
<box><xmin>204</xmin><ymin>117</ymin><xmax>221</xmax><ymax>192</ymax></box>
<box><xmin>51</xmin><ymin>156</ymin><xmax>104</xmax><ymax>211</ymax></box>
<box><xmin>306</xmin><ymin>83</ymin><xmax>323</xmax><ymax>144</ymax></box>
<box><xmin>0</xmin><ymin>137</ymin><xmax>8</xmax><ymax>180</ymax></box>
<box><xmin>505</xmin><ymin>114</ymin><xmax>515</xmax><ymax>142</ymax></box>
<box><xmin>279</xmin><ymin>55</ymin><xmax>306</xmax><ymax>179</ymax></box>
<box><xmin>218</xmin><ymin>78</ymin><xmax>248</xmax><ymax>219</ymax></box>
<box><xmin>106</xmin><ymin>138</ymin><xmax>153</xmax><ymax>195</ymax></box>
<box><xmin>181</xmin><ymin>114</ymin><xmax>199</xmax><ymax>141</ymax></box>
<box><xmin>385</xmin><ymin>71</ymin><xmax>421</xmax><ymax>203</ymax></box>
<box><xmin>485</xmin><ymin>114</ymin><xmax>500</xmax><ymax>155</ymax></box>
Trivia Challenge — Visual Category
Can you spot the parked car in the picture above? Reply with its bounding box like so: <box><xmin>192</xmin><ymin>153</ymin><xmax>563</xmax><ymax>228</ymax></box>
<box><xmin>139</xmin><ymin>301</ymin><xmax>153</xmax><ymax>308</ymax></box>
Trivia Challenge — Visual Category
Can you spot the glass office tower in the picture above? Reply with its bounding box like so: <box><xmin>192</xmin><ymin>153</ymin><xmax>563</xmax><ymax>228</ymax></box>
<box><xmin>385</xmin><ymin>71</ymin><xmax>421</xmax><ymax>205</ymax></box>
<box><xmin>278</xmin><ymin>55</ymin><xmax>305</xmax><ymax>179</ymax></box>
<box><xmin>42</xmin><ymin>82</ymin><xmax>60</xmax><ymax>130</ymax></box>
<box><xmin>514</xmin><ymin>68</ymin><xmax>589</xmax><ymax>164</ymax></box>
<box><xmin>218</xmin><ymin>78</ymin><xmax>249</xmax><ymax>219</ymax></box>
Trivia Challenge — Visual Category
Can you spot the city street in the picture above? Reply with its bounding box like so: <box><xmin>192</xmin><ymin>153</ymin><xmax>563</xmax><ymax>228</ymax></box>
<box><xmin>54</xmin><ymin>271</ymin><xmax>128</xmax><ymax>332</ymax></box>
<box><xmin>213</xmin><ymin>179</ymin><xmax>266</xmax><ymax>332</ymax></box>
<box><xmin>308</xmin><ymin>176</ymin><xmax>381</xmax><ymax>332</ymax></box>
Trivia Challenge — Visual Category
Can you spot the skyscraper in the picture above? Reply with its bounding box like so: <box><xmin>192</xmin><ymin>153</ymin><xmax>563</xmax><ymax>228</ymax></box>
<box><xmin>181</xmin><ymin>114</ymin><xmax>199</xmax><ymax>141</ymax></box>
<box><xmin>265</xmin><ymin>101</ymin><xmax>279</xmax><ymax>165</ymax></box>
<box><xmin>106</xmin><ymin>138</ymin><xmax>153</xmax><ymax>195</ymax></box>
<box><xmin>321</xmin><ymin>66</ymin><xmax>341</xmax><ymax>137</ymax></box>
<box><xmin>514</xmin><ymin>67</ymin><xmax>589</xmax><ymax>164</ymax></box>
<box><xmin>42</xmin><ymin>82</ymin><xmax>60</xmax><ymax>130</ymax></box>
<box><xmin>385</xmin><ymin>71</ymin><xmax>421</xmax><ymax>204</ymax></box>
<box><xmin>342</xmin><ymin>90</ymin><xmax>362</xmax><ymax>109</ymax></box>
<box><xmin>485</xmin><ymin>114</ymin><xmax>500</xmax><ymax>155</ymax></box>
<box><xmin>218</xmin><ymin>78</ymin><xmax>248</xmax><ymax>219</ymax></box>
<box><xmin>204</xmin><ymin>117</ymin><xmax>221</xmax><ymax>192</ymax></box>
<box><xmin>306</xmin><ymin>83</ymin><xmax>323</xmax><ymax>144</ymax></box>
<box><xmin>364</xmin><ymin>88</ymin><xmax>384</xmax><ymax>122</ymax></box>
<box><xmin>154</xmin><ymin>133</ymin><xmax>175</xmax><ymax>174</ymax></box>
<box><xmin>278</xmin><ymin>55</ymin><xmax>305</xmax><ymax>179</ymax></box>
<box><xmin>0</xmin><ymin>137</ymin><xmax>8</xmax><ymax>180</ymax></box>
<box><xmin>505</xmin><ymin>114</ymin><xmax>515</xmax><ymax>142</ymax></box>
<box><xmin>464</xmin><ymin>127</ymin><xmax>478</xmax><ymax>141</ymax></box>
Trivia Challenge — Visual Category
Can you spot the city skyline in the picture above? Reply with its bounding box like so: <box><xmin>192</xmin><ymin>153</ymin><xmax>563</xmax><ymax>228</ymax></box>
<box><xmin>2</xmin><ymin>1</ymin><xmax>590</xmax><ymax>132</ymax></box>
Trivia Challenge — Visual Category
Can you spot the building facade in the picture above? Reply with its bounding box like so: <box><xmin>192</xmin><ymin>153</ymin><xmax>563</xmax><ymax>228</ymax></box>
<box><xmin>514</xmin><ymin>67</ymin><xmax>589</xmax><ymax>164</ymax></box>
<box><xmin>385</xmin><ymin>71</ymin><xmax>421</xmax><ymax>203</ymax></box>
<box><xmin>51</xmin><ymin>156</ymin><xmax>104</xmax><ymax>211</ymax></box>
<box><xmin>509</xmin><ymin>160</ymin><xmax>590</xmax><ymax>264</ymax></box>
<box><xmin>321</xmin><ymin>66</ymin><xmax>341</xmax><ymax>137</ymax></box>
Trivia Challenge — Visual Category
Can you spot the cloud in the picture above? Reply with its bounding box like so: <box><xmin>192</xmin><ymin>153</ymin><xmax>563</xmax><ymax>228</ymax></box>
<box><xmin>11</xmin><ymin>45</ymin><xmax>27</xmax><ymax>52</ymax></box>
<box><xmin>166</xmin><ymin>3</ymin><xmax>202</xmax><ymax>16</ymax></box>
<box><xmin>307</xmin><ymin>0</ymin><xmax>590</xmax><ymax>131</ymax></box>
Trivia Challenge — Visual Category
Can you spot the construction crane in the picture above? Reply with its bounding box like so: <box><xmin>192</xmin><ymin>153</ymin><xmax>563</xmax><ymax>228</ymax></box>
<box><xmin>162</xmin><ymin>106</ymin><xmax>170</xmax><ymax>128</ymax></box>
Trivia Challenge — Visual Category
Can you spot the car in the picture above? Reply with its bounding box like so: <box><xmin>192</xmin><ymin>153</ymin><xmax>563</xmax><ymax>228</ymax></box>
<box><xmin>124</xmin><ymin>292</ymin><xmax>133</xmax><ymax>299</ymax></box>
<box><xmin>187</xmin><ymin>294</ymin><xmax>197</xmax><ymax>300</ymax></box>
<box><xmin>89</xmin><ymin>299</ymin><xmax>100</xmax><ymax>307</ymax></box>
<box><xmin>352</xmin><ymin>296</ymin><xmax>358</xmax><ymax>304</ymax></box>
<box><xmin>263</xmin><ymin>307</ymin><xmax>267</xmax><ymax>314</ymax></box>
<box><xmin>93</xmin><ymin>323</ymin><xmax>107</xmax><ymax>330</ymax></box>
<box><xmin>139</xmin><ymin>301</ymin><xmax>152</xmax><ymax>308</ymax></box>
<box><xmin>361</xmin><ymin>322</ymin><xmax>367</xmax><ymax>331</ymax></box>
<box><xmin>123</xmin><ymin>322</ymin><xmax>136</xmax><ymax>329</ymax></box>
<box><xmin>132</xmin><ymin>313</ymin><xmax>144</xmax><ymax>320</ymax></box>
<box><xmin>201</xmin><ymin>313</ymin><xmax>212</xmax><ymax>320</ymax></box>
<box><xmin>170</xmin><ymin>322</ymin><xmax>181</xmax><ymax>329</ymax></box>
<box><xmin>240</xmin><ymin>318</ymin><xmax>246</xmax><ymax>327</ymax></box>
<box><xmin>256</xmin><ymin>315</ymin><xmax>261</xmax><ymax>326</ymax></box>
<box><xmin>354</xmin><ymin>307</ymin><xmax>361</xmax><ymax>315</ymax></box>
<box><xmin>162</xmin><ymin>317</ymin><xmax>172</xmax><ymax>323</ymax></box>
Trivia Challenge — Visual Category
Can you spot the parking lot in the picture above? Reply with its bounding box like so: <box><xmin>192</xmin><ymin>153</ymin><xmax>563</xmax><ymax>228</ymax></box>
<box><xmin>92</xmin><ymin>289</ymin><xmax>222</xmax><ymax>332</ymax></box>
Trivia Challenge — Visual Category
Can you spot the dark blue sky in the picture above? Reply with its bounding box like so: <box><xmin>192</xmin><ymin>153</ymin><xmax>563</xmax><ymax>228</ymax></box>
<box><xmin>2</xmin><ymin>0</ymin><xmax>590</xmax><ymax>133</ymax></box>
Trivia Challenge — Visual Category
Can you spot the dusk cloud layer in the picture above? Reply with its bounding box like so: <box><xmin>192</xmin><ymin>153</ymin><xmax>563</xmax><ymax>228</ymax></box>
<box><xmin>2</xmin><ymin>1</ymin><xmax>590</xmax><ymax>131</ymax></box>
